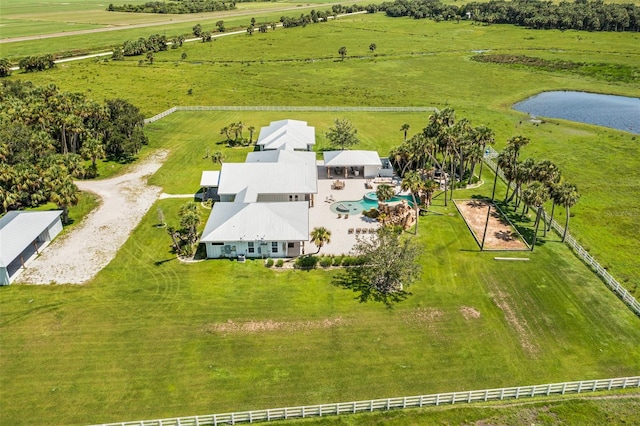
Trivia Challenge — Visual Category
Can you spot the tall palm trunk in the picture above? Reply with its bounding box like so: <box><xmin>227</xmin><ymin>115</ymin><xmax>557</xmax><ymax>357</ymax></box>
<box><xmin>562</xmin><ymin>205</ymin><xmax>571</xmax><ymax>242</ymax></box>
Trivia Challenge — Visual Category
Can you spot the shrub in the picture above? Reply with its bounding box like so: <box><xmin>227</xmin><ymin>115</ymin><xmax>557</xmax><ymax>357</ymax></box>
<box><xmin>265</xmin><ymin>258</ymin><xmax>274</xmax><ymax>267</ymax></box>
<box><xmin>295</xmin><ymin>255</ymin><xmax>319</xmax><ymax>269</ymax></box>
<box><xmin>332</xmin><ymin>255</ymin><xmax>344</xmax><ymax>266</ymax></box>
<box><xmin>275</xmin><ymin>259</ymin><xmax>284</xmax><ymax>268</ymax></box>
<box><xmin>320</xmin><ymin>256</ymin><xmax>333</xmax><ymax>268</ymax></box>
<box><xmin>363</xmin><ymin>208</ymin><xmax>379</xmax><ymax>219</ymax></box>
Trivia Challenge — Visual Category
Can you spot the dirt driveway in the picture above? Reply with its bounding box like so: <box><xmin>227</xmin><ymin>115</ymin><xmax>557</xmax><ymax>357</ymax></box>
<box><xmin>17</xmin><ymin>150</ymin><xmax>168</xmax><ymax>284</ymax></box>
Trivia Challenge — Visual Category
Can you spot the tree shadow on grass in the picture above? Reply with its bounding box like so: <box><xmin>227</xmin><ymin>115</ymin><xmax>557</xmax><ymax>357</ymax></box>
<box><xmin>154</xmin><ymin>257</ymin><xmax>176</xmax><ymax>266</ymax></box>
<box><xmin>332</xmin><ymin>268</ymin><xmax>410</xmax><ymax>309</ymax></box>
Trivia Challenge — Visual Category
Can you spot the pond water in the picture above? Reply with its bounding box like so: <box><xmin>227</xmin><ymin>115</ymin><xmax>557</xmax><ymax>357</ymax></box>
<box><xmin>513</xmin><ymin>91</ymin><xmax>640</xmax><ymax>134</ymax></box>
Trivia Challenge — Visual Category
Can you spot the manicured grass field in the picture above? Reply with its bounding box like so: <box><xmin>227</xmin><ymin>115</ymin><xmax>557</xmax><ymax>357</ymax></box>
<box><xmin>1</xmin><ymin>189</ymin><xmax>639</xmax><ymax>424</ymax></box>
<box><xmin>2</xmin><ymin>10</ymin><xmax>640</xmax><ymax>426</ymax></box>
<box><xmin>270</xmin><ymin>394</ymin><xmax>640</xmax><ymax>425</ymax></box>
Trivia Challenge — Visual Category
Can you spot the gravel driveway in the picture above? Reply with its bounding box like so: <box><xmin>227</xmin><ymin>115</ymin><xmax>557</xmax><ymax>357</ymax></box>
<box><xmin>17</xmin><ymin>150</ymin><xmax>168</xmax><ymax>284</ymax></box>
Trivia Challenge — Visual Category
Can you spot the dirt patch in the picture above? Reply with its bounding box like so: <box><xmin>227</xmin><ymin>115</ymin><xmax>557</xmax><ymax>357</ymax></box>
<box><xmin>402</xmin><ymin>308</ymin><xmax>444</xmax><ymax>325</ymax></box>
<box><xmin>492</xmin><ymin>290</ymin><xmax>538</xmax><ymax>356</ymax></box>
<box><xmin>17</xmin><ymin>150</ymin><xmax>168</xmax><ymax>284</ymax></box>
<box><xmin>455</xmin><ymin>199</ymin><xmax>527</xmax><ymax>250</ymax></box>
<box><xmin>459</xmin><ymin>306</ymin><xmax>481</xmax><ymax>320</ymax></box>
<box><xmin>202</xmin><ymin>317</ymin><xmax>345</xmax><ymax>334</ymax></box>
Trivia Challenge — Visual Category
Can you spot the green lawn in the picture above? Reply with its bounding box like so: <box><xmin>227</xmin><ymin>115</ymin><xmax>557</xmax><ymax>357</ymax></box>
<box><xmin>270</xmin><ymin>394</ymin><xmax>640</xmax><ymax>425</ymax></box>
<box><xmin>1</xmin><ymin>10</ymin><xmax>640</xmax><ymax>426</ymax></box>
<box><xmin>1</xmin><ymin>191</ymin><xmax>639</xmax><ymax>424</ymax></box>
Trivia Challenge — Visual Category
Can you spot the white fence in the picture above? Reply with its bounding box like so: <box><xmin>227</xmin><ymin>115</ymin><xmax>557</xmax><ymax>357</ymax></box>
<box><xmin>143</xmin><ymin>105</ymin><xmax>436</xmax><ymax>124</ymax></box>
<box><xmin>483</xmin><ymin>146</ymin><xmax>640</xmax><ymax>316</ymax></box>
<box><xmin>94</xmin><ymin>376</ymin><xmax>640</xmax><ymax>426</ymax></box>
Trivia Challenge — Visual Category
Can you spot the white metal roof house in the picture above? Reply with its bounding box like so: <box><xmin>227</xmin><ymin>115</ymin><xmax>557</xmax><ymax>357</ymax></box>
<box><xmin>201</xmin><ymin>202</ymin><xmax>309</xmax><ymax>258</ymax></box>
<box><xmin>0</xmin><ymin>210</ymin><xmax>63</xmax><ymax>285</ymax></box>
<box><xmin>256</xmin><ymin>119</ymin><xmax>316</xmax><ymax>151</ymax></box>
<box><xmin>323</xmin><ymin>150</ymin><xmax>383</xmax><ymax>179</ymax></box>
<box><xmin>217</xmin><ymin>162</ymin><xmax>318</xmax><ymax>204</ymax></box>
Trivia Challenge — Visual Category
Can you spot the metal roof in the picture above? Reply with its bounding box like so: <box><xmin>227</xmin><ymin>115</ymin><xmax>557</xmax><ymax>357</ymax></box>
<box><xmin>0</xmin><ymin>211</ymin><xmax>62</xmax><ymax>267</ymax></box>
<box><xmin>323</xmin><ymin>150</ymin><xmax>382</xmax><ymax>167</ymax></box>
<box><xmin>200</xmin><ymin>171</ymin><xmax>221</xmax><ymax>187</ymax></box>
<box><xmin>218</xmin><ymin>162</ymin><xmax>318</xmax><ymax>200</ymax></box>
<box><xmin>201</xmin><ymin>202</ymin><xmax>309</xmax><ymax>242</ymax></box>
<box><xmin>256</xmin><ymin>119</ymin><xmax>315</xmax><ymax>151</ymax></box>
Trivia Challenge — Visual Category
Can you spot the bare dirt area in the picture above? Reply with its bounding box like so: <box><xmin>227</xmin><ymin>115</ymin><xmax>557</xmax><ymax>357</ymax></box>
<box><xmin>459</xmin><ymin>306</ymin><xmax>481</xmax><ymax>320</ymax></box>
<box><xmin>201</xmin><ymin>317</ymin><xmax>345</xmax><ymax>335</ymax></box>
<box><xmin>455</xmin><ymin>199</ymin><xmax>528</xmax><ymax>250</ymax></box>
<box><xmin>17</xmin><ymin>150</ymin><xmax>168</xmax><ymax>285</ymax></box>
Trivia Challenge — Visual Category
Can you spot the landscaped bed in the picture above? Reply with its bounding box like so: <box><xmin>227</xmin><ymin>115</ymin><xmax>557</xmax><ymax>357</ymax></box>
<box><xmin>455</xmin><ymin>199</ymin><xmax>528</xmax><ymax>251</ymax></box>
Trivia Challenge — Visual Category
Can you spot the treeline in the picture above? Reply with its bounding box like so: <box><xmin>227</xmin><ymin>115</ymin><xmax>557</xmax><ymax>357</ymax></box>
<box><xmin>0</xmin><ymin>81</ymin><xmax>148</xmax><ymax>218</ymax></box>
<box><xmin>377</xmin><ymin>0</ymin><xmax>640</xmax><ymax>32</ymax></box>
<box><xmin>279</xmin><ymin>4</ymin><xmax>367</xmax><ymax>28</ymax></box>
<box><xmin>107</xmin><ymin>0</ymin><xmax>235</xmax><ymax>14</ymax></box>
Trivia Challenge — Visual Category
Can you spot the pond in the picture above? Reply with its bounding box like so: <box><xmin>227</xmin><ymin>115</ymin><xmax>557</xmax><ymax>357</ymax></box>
<box><xmin>513</xmin><ymin>91</ymin><xmax>640</xmax><ymax>135</ymax></box>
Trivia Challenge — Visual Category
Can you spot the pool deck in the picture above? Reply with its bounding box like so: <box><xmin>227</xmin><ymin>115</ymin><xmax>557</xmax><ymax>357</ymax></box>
<box><xmin>307</xmin><ymin>172</ymin><xmax>402</xmax><ymax>255</ymax></box>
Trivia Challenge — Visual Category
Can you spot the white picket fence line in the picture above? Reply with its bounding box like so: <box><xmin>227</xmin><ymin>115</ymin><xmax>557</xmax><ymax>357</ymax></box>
<box><xmin>143</xmin><ymin>105</ymin><xmax>437</xmax><ymax>124</ymax></box>
<box><xmin>93</xmin><ymin>376</ymin><xmax>640</xmax><ymax>426</ymax></box>
<box><xmin>483</xmin><ymin>146</ymin><xmax>640</xmax><ymax>316</ymax></box>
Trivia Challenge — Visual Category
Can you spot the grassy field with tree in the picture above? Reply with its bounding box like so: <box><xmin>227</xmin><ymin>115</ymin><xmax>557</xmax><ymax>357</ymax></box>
<box><xmin>1</xmin><ymin>187</ymin><xmax>639</xmax><ymax>424</ymax></box>
<box><xmin>1</xmin><ymin>7</ymin><xmax>640</xmax><ymax>425</ymax></box>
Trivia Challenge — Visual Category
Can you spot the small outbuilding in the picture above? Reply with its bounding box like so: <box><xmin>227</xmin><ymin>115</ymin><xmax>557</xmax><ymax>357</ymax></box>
<box><xmin>0</xmin><ymin>210</ymin><xmax>63</xmax><ymax>285</ymax></box>
<box><xmin>323</xmin><ymin>150</ymin><xmax>382</xmax><ymax>179</ymax></box>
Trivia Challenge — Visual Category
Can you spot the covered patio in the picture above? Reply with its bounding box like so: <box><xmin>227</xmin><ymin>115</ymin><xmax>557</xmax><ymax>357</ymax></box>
<box><xmin>322</xmin><ymin>150</ymin><xmax>382</xmax><ymax>180</ymax></box>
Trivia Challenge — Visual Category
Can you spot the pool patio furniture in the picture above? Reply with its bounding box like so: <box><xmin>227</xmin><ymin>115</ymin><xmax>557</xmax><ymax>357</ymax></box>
<box><xmin>344</xmin><ymin>214</ymin><xmax>349</xmax><ymax>219</ymax></box>
<box><xmin>337</xmin><ymin>213</ymin><xmax>342</xmax><ymax>219</ymax></box>
<box><xmin>355</xmin><ymin>228</ymin><xmax>361</xmax><ymax>234</ymax></box>
<box><xmin>348</xmin><ymin>228</ymin><xmax>354</xmax><ymax>234</ymax></box>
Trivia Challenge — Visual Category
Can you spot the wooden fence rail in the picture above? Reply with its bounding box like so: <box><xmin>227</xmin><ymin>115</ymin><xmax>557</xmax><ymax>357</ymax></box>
<box><xmin>94</xmin><ymin>376</ymin><xmax>640</xmax><ymax>426</ymax></box>
<box><xmin>143</xmin><ymin>105</ymin><xmax>437</xmax><ymax>124</ymax></box>
<box><xmin>483</xmin><ymin>147</ymin><xmax>640</xmax><ymax>316</ymax></box>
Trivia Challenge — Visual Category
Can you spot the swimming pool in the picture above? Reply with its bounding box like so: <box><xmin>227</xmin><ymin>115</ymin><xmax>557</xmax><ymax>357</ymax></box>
<box><xmin>330</xmin><ymin>192</ymin><xmax>414</xmax><ymax>215</ymax></box>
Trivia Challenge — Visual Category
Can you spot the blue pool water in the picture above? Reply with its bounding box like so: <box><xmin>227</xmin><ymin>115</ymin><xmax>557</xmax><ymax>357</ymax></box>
<box><xmin>330</xmin><ymin>192</ymin><xmax>414</xmax><ymax>215</ymax></box>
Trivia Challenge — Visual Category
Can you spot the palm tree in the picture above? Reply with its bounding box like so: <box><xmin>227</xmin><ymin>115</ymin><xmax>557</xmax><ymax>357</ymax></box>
<box><xmin>557</xmin><ymin>181</ymin><xmax>580</xmax><ymax>242</ymax></box>
<box><xmin>400</xmin><ymin>123</ymin><xmax>410</xmax><ymax>141</ymax></box>
<box><xmin>179</xmin><ymin>201</ymin><xmax>201</xmax><ymax>247</ymax></box>
<box><xmin>521</xmin><ymin>182</ymin><xmax>549</xmax><ymax>251</ymax></box>
<box><xmin>401</xmin><ymin>170</ymin><xmax>424</xmax><ymax>234</ymax></box>
<box><xmin>422</xmin><ymin>179</ymin><xmax>440</xmax><ymax>208</ymax></box>
<box><xmin>376</xmin><ymin>184</ymin><xmax>395</xmax><ymax>204</ymax></box>
<box><xmin>472</xmin><ymin>125</ymin><xmax>495</xmax><ymax>181</ymax></box>
<box><xmin>338</xmin><ymin>46</ymin><xmax>347</xmax><ymax>61</ymax></box>
<box><xmin>211</xmin><ymin>150</ymin><xmax>225</xmax><ymax>165</ymax></box>
<box><xmin>310</xmin><ymin>227</ymin><xmax>331</xmax><ymax>254</ymax></box>
<box><xmin>48</xmin><ymin>174</ymin><xmax>79</xmax><ymax>225</ymax></box>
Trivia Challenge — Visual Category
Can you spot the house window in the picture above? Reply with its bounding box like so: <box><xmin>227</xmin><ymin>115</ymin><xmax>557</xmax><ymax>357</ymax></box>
<box><xmin>248</xmin><ymin>242</ymin><xmax>254</xmax><ymax>253</ymax></box>
<box><xmin>294</xmin><ymin>195</ymin><xmax>299</xmax><ymax>201</ymax></box>
<box><xmin>287</xmin><ymin>242</ymin><xmax>294</xmax><ymax>248</ymax></box>
<box><xmin>271</xmin><ymin>242</ymin><xmax>278</xmax><ymax>253</ymax></box>
<box><xmin>289</xmin><ymin>195</ymin><xmax>293</xmax><ymax>201</ymax></box>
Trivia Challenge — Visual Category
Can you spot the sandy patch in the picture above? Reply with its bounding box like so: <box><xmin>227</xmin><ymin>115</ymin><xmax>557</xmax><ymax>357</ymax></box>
<box><xmin>492</xmin><ymin>290</ymin><xmax>538</xmax><ymax>355</ymax></box>
<box><xmin>17</xmin><ymin>150</ymin><xmax>168</xmax><ymax>284</ymax></box>
<box><xmin>402</xmin><ymin>308</ymin><xmax>443</xmax><ymax>325</ymax></box>
<box><xmin>455</xmin><ymin>199</ymin><xmax>528</xmax><ymax>250</ymax></box>
<box><xmin>459</xmin><ymin>306</ymin><xmax>481</xmax><ymax>320</ymax></box>
<box><xmin>202</xmin><ymin>317</ymin><xmax>345</xmax><ymax>334</ymax></box>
